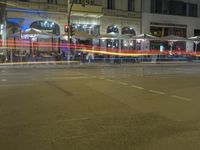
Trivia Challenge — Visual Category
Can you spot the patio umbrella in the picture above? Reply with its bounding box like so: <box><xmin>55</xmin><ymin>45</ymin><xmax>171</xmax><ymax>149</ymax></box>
<box><xmin>161</xmin><ymin>35</ymin><xmax>187</xmax><ymax>51</ymax></box>
<box><xmin>188</xmin><ymin>36</ymin><xmax>200</xmax><ymax>53</ymax></box>
<box><xmin>11</xmin><ymin>28</ymin><xmax>54</xmax><ymax>54</ymax></box>
<box><xmin>23</xmin><ymin>28</ymin><xmax>53</xmax><ymax>39</ymax></box>
<box><xmin>131</xmin><ymin>34</ymin><xmax>160</xmax><ymax>41</ymax></box>
<box><xmin>11</xmin><ymin>28</ymin><xmax>53</xmax><ymax>39</ymax></box>
<box><xmin>129</xmin><ymin>34</ymin><xmax>160</xmax><ymax>51</ymax></box>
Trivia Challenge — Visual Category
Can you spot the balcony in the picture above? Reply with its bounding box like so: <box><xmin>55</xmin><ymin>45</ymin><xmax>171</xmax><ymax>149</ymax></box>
<box><xmin>6</xmin><ymin>0</ymin><xmax>103</xmax><ymax>17</ymax></box>
<box><xmin>71</xmin><ymin>4</ymin><xmax>103</xmax><ymax>17</ymax></box>
<box><xmin>103</xmin><ymin>8</ymin><xmax>141</xmax><ymax>18</ymax></box>
<box><xmin>6</xmin><ymin>0</ymin><xmax>67</xmax><ymax>12</ymax></box>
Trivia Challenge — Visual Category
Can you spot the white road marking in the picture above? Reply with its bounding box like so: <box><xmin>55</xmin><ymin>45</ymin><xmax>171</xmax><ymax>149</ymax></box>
<box><xmin>0</xmin><ymin>84</ymin><xmax>33</xmax><ymax>87</ymax></box>
<box><xmin>72</xmin><ymin>72</ymin><xmax>90</xmax><ymax>76</ymax></box>
<box><xmin>106</xmin><ymin>79</ymin><xmax>115</xmax><ymax>82</ymax></box>
<box><xmin>99</xmin><ymin>77</ymin><xmax>105</xmax><ymax>80</ymax></box>
<box><xmin>90</xmin><ymin>76</ymin><xmax>97</xmax><ymax>78</ymax></box>
<box><xmin>57</xmin><ymin>117</ymin><xmax>94</xmax><ymax>123</ymax></box>
<box><xmin>118</xmin><ymin>82</ymin><xmax>128</xmax><ymax>86</ymax></box>
<box><xmin>131</xmin><ymin>85</ymin><xmax>145</xmax><ymax>90</ymax></box>
<box><xmin>171</xmin><ymin>95</ymin><xmax>192</xmax><ymax>102</ymax></box>
<box><xmin>149</xmin><ymin>90</ymin><xmax>165</xmax><ymax>95</ymax></box>
<box><xmin>1</xmin><ymin>79</ymin><xmax>7</xmax><ymax>82</ymax></box>
<box><xmin>46</xmin><ymin>76</ymin><xmax>96</xmax><ymax>80</ymax></box>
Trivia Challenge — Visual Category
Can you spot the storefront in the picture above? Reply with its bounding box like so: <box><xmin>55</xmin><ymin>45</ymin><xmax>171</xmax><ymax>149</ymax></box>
<box><xmin>150</xmin><ymin>22</ymin><xmax>187</xmax><ymax>50</ymax></box>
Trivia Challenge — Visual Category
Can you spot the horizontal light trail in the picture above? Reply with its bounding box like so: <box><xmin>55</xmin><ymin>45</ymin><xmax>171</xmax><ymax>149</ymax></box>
<box><xmin>1</xmin><ymin>40</ymin><xmax>200</xmax><ymax>57</ymax></box>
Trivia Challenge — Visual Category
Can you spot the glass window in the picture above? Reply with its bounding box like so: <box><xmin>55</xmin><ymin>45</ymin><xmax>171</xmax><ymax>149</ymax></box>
<box><xmin>47</xmin><ymin>0</ymin><xmax>57</xmax><ymax>4</ymax></box>
<box><xmin>122</xmin><ymin>27</ymin><xmax>135</xmax><ymax>35</ymax></box>
<box><xmin>107</xmin><ymin>0</ymin><xmax>115</xmax><ymax>9</ymax></box>
<box><xmin>73</xmin><ymin>24</ymin><xmax>100</xmax><ymax>36</ymax></box>
<box><xmin>128</xmin><ymin>0</ymin><xmax>135</xmax><ymax>12</ymax></box>
<box><xmin>73</xmin><ymin>0</ymin><xmax>81</xmax><ymax>4</ymax></box>
<box><xmin>107</xmin><ymin>25</ymin><xmax>119</xmax><ymax>33</ymax></box>
<box><xmin>194</xmin><ymin>29</ymin><xmax>200</xmax><ymax>36</ymax></box>
<box><xmin>30</xmin><ymin>20</ymin><xmax>60</xmax><ymax>35</ymax></box>
<box><xmin>168</xmin><ymin>1</ymin><xmax>186</xmax><ymax>16</ymax></box>
<box><xmin>188</xmin><ymin>3</ymin><xmax>197</xmax><ymax>17</ymax></box>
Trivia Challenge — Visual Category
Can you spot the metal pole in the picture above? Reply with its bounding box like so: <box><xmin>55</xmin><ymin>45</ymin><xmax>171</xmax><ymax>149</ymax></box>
<box><xmin>58</xmin><ymin>37</ymin><xmax>61</xmax><ymax>54</ymax></box>
<box><xmin>67</xmin><ymin>0</ymin><xmax>74</xmax><ymax>63</ymax></box>
<box><xmin>195</xmin><ymin>43</ymin><xmax>197</xmax><ymax>54</ymax></box>
<box><xmin>140</xmin><ymin>0</ymin><xmax>143</xmax><ymax>34</ymax></box>
<box><xmin>51</xmin><ymin>36</ymin><xmax>53</xmax><ymax>51</ymax></box>
<box><xmin>195</xmin><ymin>41</ymin><xmax>199</xmax><ymax>54</ymax></box>
<box><xmin>67</xmin><ymin>0</ymin><xmax>70</xmax><ymax>62</ymax></box>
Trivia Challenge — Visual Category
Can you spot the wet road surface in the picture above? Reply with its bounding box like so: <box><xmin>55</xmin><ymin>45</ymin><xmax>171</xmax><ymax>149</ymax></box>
<box><xmin>0</xmin><ymin>63</ymin><xmax>200</xmax><ymax>150</ymax></box>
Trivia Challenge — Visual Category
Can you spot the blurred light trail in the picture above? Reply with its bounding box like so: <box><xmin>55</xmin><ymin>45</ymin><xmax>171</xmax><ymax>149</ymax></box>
<box><xmin>1</xmin><ymin>39</ymin><xmax>200</xmax><ymax>57</ymax></box>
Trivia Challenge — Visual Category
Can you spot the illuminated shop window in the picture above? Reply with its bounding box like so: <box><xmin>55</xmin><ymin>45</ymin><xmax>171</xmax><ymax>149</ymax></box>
<box><xmin>121</xmin><ymin>26</ymin><xmax>135</xmax><ymax>35</ymax></box>
<box><xmin>122</xmin><ymin>27</ymin><xmax>136</xmax><ymax>50</ymax></box>
<box><xmin>30</xmin><ymin>20</ymin><xmax>60</xmax><ymax>35</ymax></box>
<box><xmin>107</xmin><ymin>25</ymin><xmax>119</xmax><ymax>34</ymax></box>
<box><xmin>106</xmin><ymin>25</ymin><xmax>119</xmax><ymax>49</ymax></box>
<box><xmin>73</xmin><ymin>24</ymin><xmax>100</xmax><ymax>35</ymax></box>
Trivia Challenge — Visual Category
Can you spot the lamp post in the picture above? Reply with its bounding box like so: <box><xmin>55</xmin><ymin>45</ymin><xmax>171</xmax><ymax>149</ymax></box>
<box><xmin>67</xmin><ymin>0</ymin><xmax>87</xmax><ymax>62</ymax></box>
<box><xmin>67</xmin><ymin>0</ymin><xmax>73</xmax><ymax>62</ymax></box>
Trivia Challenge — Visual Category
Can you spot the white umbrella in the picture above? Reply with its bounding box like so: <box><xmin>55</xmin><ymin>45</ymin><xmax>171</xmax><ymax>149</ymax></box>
<box><xmin>188</xmin><ymin>36</ymin><xmax>200</xmax><ymax>41</ymax></box>
<box><xmin>162</xmin><ymin>35</ymin><xmax>187</xmax><ymax>41</ymax></box>
<box><xmin>23</xmin><ymin>28</ymin><xmax>53</xmax><ymax>39</ymax></box>
<box><xmin>11</xmin><ymin>28</ymin><xmax>53</xmax><ymax>39</ymax></box>
<box><xmin>131</xmin><ymin>34</ymin><xmax>160</xmax><ymax>41</ymax></box>
<box><xmin>188</xmin><ymin>36</ymin><xmax>200</xmax><ymax>53</ymax></box>
<box><xmin>162</xmin><ymin>35</ymin><xmax>187</xmax><ymax>51</ymax></box>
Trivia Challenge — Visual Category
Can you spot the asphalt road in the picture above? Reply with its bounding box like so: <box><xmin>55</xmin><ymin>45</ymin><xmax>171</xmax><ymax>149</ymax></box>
<box><xmin>1</xmin><ymin>63</ymin><xmax>200</xmax><ymax>150</ymax></box>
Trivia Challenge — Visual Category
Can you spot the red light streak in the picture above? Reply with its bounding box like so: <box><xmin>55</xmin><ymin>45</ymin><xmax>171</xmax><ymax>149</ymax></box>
<box><xmin>1</xmin><ymin>39</ymin><xmax>200</xmax><ymax>57</ymax></box>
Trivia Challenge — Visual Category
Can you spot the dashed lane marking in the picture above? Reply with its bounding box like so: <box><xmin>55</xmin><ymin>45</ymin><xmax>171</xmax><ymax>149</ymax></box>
<box><xmin>99</xmin><ymin>77</ymin><xmax>105</xmax><ymax>80</ymax></box>
<box><xmin>149</xmin><ymin>90</ymin><xmax>166</xmax><ymax>95</ymax></box>
<box><xmin>171</xmin><ymin>95</ymin><xmax>192</xmax><ymax>102</ymax></box>
<box><xmin>1</xmin><ymin>79</ymin><xmax>7</xmax><ymax>82</ymax></box>
<box><xmin>106</xmin><ymin>79</ymin><xmax>115</xmax><ymax>82</ymax></box>
<box><xmin>0</xmin><ymin>84</ymin><xmax>33</xmax><ymax>87</ymax></box>
<box><xmin>90</xmin><ymin>76</ymin><xmax>97</xmax><ymax>78</ymax></box>
<box><xmin>46</xmin><ymin>76</ymin><xmax>96</xmax><ymax>80</ymax></box>
<box><xmin>131</xmin><ymin>85</ymin><xmax>145</xmax><ymax>90</ymax></box>
<box><xmin>118</xmin><ymin>82</ymin><xmax>129</xmax><ymax>86</ymax></box>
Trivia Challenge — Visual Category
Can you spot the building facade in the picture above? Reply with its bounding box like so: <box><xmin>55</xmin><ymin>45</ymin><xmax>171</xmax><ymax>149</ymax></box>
<box><xmin>4</xmin><ymin>0</ymin><xmax>141</xmax><ymax>37</ymax></box>
<box><xmin>142</xmin><ymin>0</ymin><xmax>200</xmax><ymax>51</ymax></box>
<box><xmin>3</xmin><ymin>0</ymin><xmax>200</xmax><ymax>52</ymax></box>
<box><xmin>0</xmin><ymin>0</ymin><xmax>141</xmax><ymax>54</ymax></box>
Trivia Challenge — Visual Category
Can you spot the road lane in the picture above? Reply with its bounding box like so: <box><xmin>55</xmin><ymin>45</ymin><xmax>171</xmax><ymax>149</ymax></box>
<box><xmin>0</xmin><ymin>64</ymin><xmax>200</xmax><ymax>150</ymax></box>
